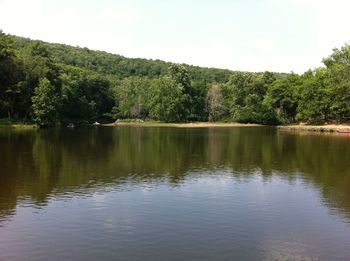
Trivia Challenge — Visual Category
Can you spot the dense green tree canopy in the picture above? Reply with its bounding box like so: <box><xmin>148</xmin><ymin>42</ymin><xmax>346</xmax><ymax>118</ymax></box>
<box><xmin>0</xmin><ymin>31</ymin><xmax>350</xmax><ymax>125</ymax></box>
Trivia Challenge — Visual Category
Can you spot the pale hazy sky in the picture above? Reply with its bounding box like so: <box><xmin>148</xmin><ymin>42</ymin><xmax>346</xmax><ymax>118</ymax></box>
<box><xmin>1</xmin><ymin>0</ymin><xmax>349</xmax><ymax>73</ymax></box>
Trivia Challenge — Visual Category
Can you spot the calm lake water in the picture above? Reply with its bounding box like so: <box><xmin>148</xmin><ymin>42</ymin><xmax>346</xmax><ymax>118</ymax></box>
<box><xmin>1</xmin><ymin>126</ymin><xmax>350</xmax><ymax>261</ymax></box>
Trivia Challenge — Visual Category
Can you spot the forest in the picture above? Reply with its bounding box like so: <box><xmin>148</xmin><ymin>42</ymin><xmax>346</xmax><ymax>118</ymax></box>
<box><xmin>1</xmin><ymin>30</ymin><xmax>350</xmax><ymax>126</ymax></box>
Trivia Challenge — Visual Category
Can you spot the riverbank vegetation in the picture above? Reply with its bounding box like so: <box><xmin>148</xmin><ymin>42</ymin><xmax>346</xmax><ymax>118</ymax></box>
<box><xmin>1</xmin><ymin>30</ymin><xmax>350</xmax><ymax>127</ymax></box>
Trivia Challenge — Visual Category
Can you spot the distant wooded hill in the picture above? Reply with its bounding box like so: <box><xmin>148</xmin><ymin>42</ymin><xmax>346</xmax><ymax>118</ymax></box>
<box><xmin>1</xmin><ymin>31</ymin><xmax>349</xmax><ymax>126</ymax></box>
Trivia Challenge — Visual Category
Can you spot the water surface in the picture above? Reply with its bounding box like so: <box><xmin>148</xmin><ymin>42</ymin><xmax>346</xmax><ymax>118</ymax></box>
<box><xmin>1</xmin><ymin>126</ymin><xmax>350</xmax><ymax>260</ymax></box>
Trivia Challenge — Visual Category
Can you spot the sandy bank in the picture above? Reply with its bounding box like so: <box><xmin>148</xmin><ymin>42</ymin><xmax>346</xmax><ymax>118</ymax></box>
<box><xmin>278</xmin><ymin>124</ymin><xmax>350</xmax><ymax>133</ymax></box>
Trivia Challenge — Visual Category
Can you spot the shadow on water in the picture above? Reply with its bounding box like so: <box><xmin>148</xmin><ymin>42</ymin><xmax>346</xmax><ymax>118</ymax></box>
<box><xmin>1</xmin><ymin>126</ymin><xmax>350</xmax><ymax>222</ymax></box>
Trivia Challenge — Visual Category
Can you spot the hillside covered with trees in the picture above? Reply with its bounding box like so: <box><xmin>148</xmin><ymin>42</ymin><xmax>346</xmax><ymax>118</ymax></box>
<box><xmin>1</xmin><ymin>31</ymin><xmax>349</xmax><ymax>126</ymax></box>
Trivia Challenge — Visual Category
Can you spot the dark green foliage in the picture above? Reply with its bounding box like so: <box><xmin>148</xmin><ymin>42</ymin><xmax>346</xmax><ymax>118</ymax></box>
<box><xmin>191</xmin><ymin>80</ymin><xmax>210</xmax><ymax>121</ymax></box>
<box><xmin>11</xmin><ymin>35</ymin><xmax>235</xmax><ymax>82</ymax></box>
<box><xmin>60</xmin><ymin>65</ymin><xmax>114</xmax><ymax>123</ymax></box>
<box><xmin>0</xmin><ymin>31</ymin><xmax>24</xmax><ymax>119</ymax></box>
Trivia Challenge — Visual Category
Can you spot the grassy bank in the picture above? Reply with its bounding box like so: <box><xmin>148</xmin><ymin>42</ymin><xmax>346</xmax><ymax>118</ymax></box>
<box><xmin>0</xmin><ymin>119</ymin><xmax>36</xmax><ymax>129</ymax></box>
<box><xmin>278</xmin><ymin>124</ymin><xmax>350</xmax><ymax>133</ymax></box>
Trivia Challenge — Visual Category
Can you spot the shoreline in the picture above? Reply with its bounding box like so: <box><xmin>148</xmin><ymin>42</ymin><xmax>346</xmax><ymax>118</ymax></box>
<box><xmin>2</xmin><ymin>120</ymin><xmax>350</xmax><ymax>133</ymax></box>
<box><xmin>108</xmin><ymin>121</ymin><xmax>350</xmax><ymax>133</ymax></box>
<box><xmin>0</xmin><ymin>124</ymin><xmax>36</xmax><ymax>129</ymax></box>
<box><xmin>278</xmin><ymin>124</ymin><xmax>350</xmax><ymax>133</ymax></box>
<box><xmin>107</xmin><ymin>121</ymin><xmax>263</xmax><ymax>128</ymax></box>
<box><xmin>0</xmin><ymin>119</ymin><xmax>36</xmax><ymax>129</ymax></box>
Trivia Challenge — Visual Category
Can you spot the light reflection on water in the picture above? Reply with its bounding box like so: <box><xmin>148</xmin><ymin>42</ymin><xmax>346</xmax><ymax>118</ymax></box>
<box><xmin>0</xmin><ymin>126</ymin><xmax>350</xmax><ymax>260</ymax></box>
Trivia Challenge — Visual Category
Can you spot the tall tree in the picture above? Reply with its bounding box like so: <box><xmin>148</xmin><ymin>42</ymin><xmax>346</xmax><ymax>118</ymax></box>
<box><xmin>323</xmin><ymin>44</ymin><xmax>350</xmax><ymax>120</ymax></box>
<box><xmin>264</xmin><ymin>73</ymin><xmax>301</xmax><ymax>123</ymax></box>
<box><xmin>113</xmin><ymin>76</ymin><xmax>151</xmax><ymax>119</ymax></box>
<box><xmin>31</xmin><ymin>78</ymin><xmax>59</xmax><ymax>127</ymax></box>
<box><xmin>149</xmin><ymin>76</ymin><xmax>185</xmax><ymax>122</ymax></box>
<box><xmin>222</xmin><ymin>72</ymin><xmax>277</xmax><ymax>124</ymax></box>
<box><xmin>168</xmin><ymin>64</ymin><xmax>193</xmax><ymax>120</ymax></box>
<box><xmin>297</xmin><ymin>69</ymin><xmax>334</xmax><ymax>122</ymax></box>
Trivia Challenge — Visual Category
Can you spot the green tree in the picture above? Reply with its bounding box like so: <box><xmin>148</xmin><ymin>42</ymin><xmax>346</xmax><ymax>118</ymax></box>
<box><xmin>323</xmin><ymin>44</ymin><xmax>350</xmax><ymax>120</ymax></box>
<box><xmin>190</xmin><ymin>80</ymin><xmax>209</xmax><ymax>121</ymax></box>
<box><xmin>16</xmin><ymin>41</ymin><xmax>62</xmax><ymax>120</ymax></box>
<box><xmin>31</xmin><ymin>78</ymin><xmax>59</xmax><ymax>127</ymax></box>
<box><xmin>0</xmin><ymin>31</ymin><xmax>24</xmax><ymax>119</ymax></box>
<box><xmin>113</xmin><ymin>76</ymin><xmax>151</xmax><ymax>119</ymax></box>
<box><xmin>264</xmin><ymin>73</ymin><xmax>301</xmax><ymax>123</ymax></box>
<box><xmin>222</xmin><ymin>72</ymin><xmax>277</xmax><ymax>124</ymax></box>
<box><xmin>168</xmin><ymin>64</ymin><xmax>193</xmax><ymax>120</ymax></box>
<box><xmin>149</xmin><ymin>76</ymin><xmax>185</xmax><ymax>122</ymax></box>
<box><xmin>297</xmin><ymin>69</ymin><xmax>334</xmax><ymax>122</ymax></box>
<box><xmin>60</xmin><ymin>65</ymin><xmax>114</xmax><ymax>122</ymax></box>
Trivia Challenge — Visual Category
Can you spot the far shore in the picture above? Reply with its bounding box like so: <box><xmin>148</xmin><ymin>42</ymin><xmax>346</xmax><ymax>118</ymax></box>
<box><xmin>107</xmin><ymin>121</ymin><xmax>350</xmax><ymax>133</ymax></box>
<box><xmin>105</xmin><ymin>121</ymin><xmax>263</xmax><ymax>128</ymax></box>
<box><xmin>2</xmin><ymin>119</ymin><xmax>350</xmax><ymax>133</ymax></box>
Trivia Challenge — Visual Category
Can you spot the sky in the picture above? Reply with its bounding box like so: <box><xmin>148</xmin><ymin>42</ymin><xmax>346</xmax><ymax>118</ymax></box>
<box><xmin>0</xmin><ymin>0</ymin><xmax>349</xmax><ymax>73</ymax></box>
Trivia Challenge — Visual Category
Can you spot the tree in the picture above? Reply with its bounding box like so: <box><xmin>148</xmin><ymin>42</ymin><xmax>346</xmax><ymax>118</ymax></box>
<box><xmin>168</xmin><ymin>64</ymin><xmax>193</xmax><ymax>120</ymax></box>
<box><xmin>0</xmin><ymin>31</ymin><xmax>24</xmax><ymax>119</ymax></box>
<box><xmin>264</xmin><ymin>73</ymin><xmax>301</xmax><ymax>123</ymax></box>
<box><xmin>297</xmin><ymin>69</ymin><xmax>334</xmax><ymax>122</ymax></box>
<box><xmin>59</xmin><ymin>65</ymin><xmax>114</xmax><ymax>122</ymax></box>
<box><xmin>149</xmin><ymin>77</ymin><xmax>185</xmax><ymax>122</ymax></box>
<box><xmin>16</xmin><ymin>41</ymin><xmax>62</xmax><ymax>120</ymax></box>
<box><xmin>31</xmin><ymin>78</ymin><xmax>59</xmax><ymax>127</ymax></box>
<box><xmin>222</xmin><ymin>72</ymin><xmax>277</xmax><ymax>124</ymax></box>
<box><xmin>113</xmin><ymin>76</ymin><xmax>151</xmax><ymax>119</ymax></box>
<box><xmin>207</xmin><ymin>84</ymin><xmax>224</xmax><ymax>122</ymax></box>
<box><xmin>322</xmin><ymin>44</ymin><xmax>350</xmax><ymax>120</ymax></box>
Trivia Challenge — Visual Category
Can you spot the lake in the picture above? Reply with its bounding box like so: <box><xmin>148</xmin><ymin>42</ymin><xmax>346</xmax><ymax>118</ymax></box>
<box><xmin>1</xmin><ymin>126</ymin><xmax>350</xmax><ymax>260</ymax></box>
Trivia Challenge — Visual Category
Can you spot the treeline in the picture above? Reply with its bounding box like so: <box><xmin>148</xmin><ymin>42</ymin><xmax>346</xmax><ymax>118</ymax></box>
<box><xmin>1</xmin><ymin>31</ymin><xmax>350</xmax><ymax>126</ymax></box>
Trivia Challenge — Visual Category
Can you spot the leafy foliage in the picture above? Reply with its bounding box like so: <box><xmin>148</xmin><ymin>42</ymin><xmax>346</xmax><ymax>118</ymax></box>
<box><xmin>31</xmin><ymin>78</ymin><xmax>59</xmax><ymax>127</ymax></box>
<box><xmin>264</xmin><ymin>73</ymin><xmax>301</xmax><ymax>123</ymax></box>
<box><xmin>149</xmin><ymin>77</ymin><xmax>185</xmax><ymax>122</ymax></box>
<box><xmin>221</xmin><ymin>72</ymin><xmax>278</xmax><ymax>124</ymax></box>
<box><xmin>112</xmin><ymin>76</ymin><xmax>151</xmax><ymax>119</ymax></box>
